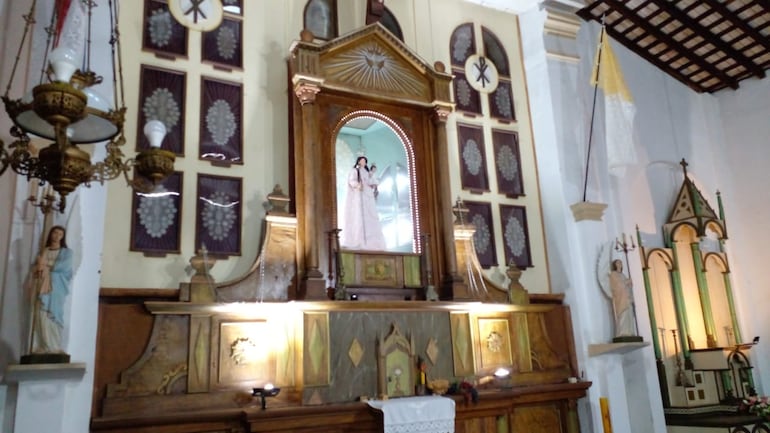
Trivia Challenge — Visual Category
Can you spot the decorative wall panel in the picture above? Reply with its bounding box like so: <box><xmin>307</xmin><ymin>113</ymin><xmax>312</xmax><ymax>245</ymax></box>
<box><xmin>213</xmin><ymin>320</ymin><xmax>272</xmax><ymax>387</ymax></box>
<box><xmin>143</xmin><ymin>0</ymin><xmax>187</xmax><ymax>57</ymax></box>
<box><xmin>199</xmin><ymin>77</ymin><xmax>242</xmax><ymax>164</ymax></box>
<box><xmin>130</xmin><ymin>171</ymin><xmax>183</xmax><ymax>255</ymax></box>
<box><xmin>457</xmin><ymin>123</ymin><xmax>489</xmax><ymax>193</ymax></box>
<box><xmin>202</xmin><ymin>16</ymin><xmax>242</xmax><ymax>69</ymax></box>
<box><xmin>492</xmin><ymin>129</ymin><xmax>523</xmax><ymax>198</ymax></box>
<box><xmin>462</xmin><ymin>201</ymin><xmax>497</xmax><ymax>268</ymax></box>
<box><xmin>304</xmin><ymin>0</ymin><xmax>337</xmax><ymax>40</ymax></box>
<box><xmin>499</xmin><ymin>204</ymin><xmax>532</xmax><ymax>268</ymax></box>
<box><xmin>475</xmin><ymin>317</ymin><xmax>513</xmax><ymax>370</ymax></box>
<box><xmin>137</xmin><ymin>65</ymin><xmax>186</xmax><ymax>154</ymax></box>
<box><xmin>195</xmin><ymin>174</ymin><xmax>242</xmax><ymax>256</ymax></box>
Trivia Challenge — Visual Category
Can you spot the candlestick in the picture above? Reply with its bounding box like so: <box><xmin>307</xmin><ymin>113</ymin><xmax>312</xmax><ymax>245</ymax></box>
<box><xmin>29</xmin><ymin>184</ymin><xmax>63</xmax><ymax>214</ymax></box>
<box><xmin>28</xmin><ymin>180</ymin><xmax>39</xmax><ymax>201</ymax></box>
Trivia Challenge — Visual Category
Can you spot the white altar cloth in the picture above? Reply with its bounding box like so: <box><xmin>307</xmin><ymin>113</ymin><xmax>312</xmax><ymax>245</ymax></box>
<box><xmin>368</xmin><ymin>395</ymin><xmax>455</xmax><ymax>433</ymax></box>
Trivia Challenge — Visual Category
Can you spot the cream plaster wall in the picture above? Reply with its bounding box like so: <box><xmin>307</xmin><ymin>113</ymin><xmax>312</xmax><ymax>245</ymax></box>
<box><xmin>99</xmin><ymin>0</ymin><xmax>552</xmax><ymax>296</ymax></box>
<box><xmin>100</xmin><ymin>1</ymin><xmax>295</xmax><ymax>287</ymax></box>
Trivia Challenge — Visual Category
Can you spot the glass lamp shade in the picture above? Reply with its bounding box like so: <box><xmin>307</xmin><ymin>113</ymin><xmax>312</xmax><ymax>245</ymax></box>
<box><xmin>13</xmin><ymin>83</ymin><xmax>121</xmax><ymax>144</ymax></box>
<box><xmin>137</xmin><ymin>120</ymin><xmax>174</xmax><ymax>184</ymax></box>
<box><xmin>143</xmin><ymin>120</ymin><xmax>167</xmax><ymax>148</ymax></box>
<box><xmin>74</xmin><ymin>85</ymin><xmax>121</xmax><ymax>142</ymax></box>
<box><xmin>13</xmin><ymin>90</ymin><xmax>52</xmax><ymax>138</ymax></box>
<box><xmin>49</xmin><ymin>46</ymin><xmax>79</xmax><ymax>83</ymax></box>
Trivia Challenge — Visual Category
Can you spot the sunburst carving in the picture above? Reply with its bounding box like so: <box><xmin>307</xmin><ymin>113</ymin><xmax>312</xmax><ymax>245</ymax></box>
<box><xmin>323</xmin><ymin>41</ymin><xmax>429</xmax><ymax>99</ymax></box>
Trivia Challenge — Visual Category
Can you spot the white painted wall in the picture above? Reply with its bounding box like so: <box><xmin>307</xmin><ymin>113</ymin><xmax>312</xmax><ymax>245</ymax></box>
<box><xmin>0</xmin><ymin>0</ymin><xmax>108</xmax><ymax>431</ymax></box>
<box><xmin>519</xmin><ymin>4</ymin><xmax>770</xmax><ymax>432</ymax></box>
<box><xmin>716</xmin><ymin>77</ymin><xmax>770</xmax><ymax>396</ymax></box>
<box><xmin>0</xmin><ymin>1</ymin><xmax>49</xmax><ymax>431</ymax></box>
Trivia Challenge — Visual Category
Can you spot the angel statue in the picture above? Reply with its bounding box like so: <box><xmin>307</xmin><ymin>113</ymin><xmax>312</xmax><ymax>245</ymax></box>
<box><xmin>598</xmin><ymin>243</ymin><xmax>642</xmax><ymax>342</ymax></box>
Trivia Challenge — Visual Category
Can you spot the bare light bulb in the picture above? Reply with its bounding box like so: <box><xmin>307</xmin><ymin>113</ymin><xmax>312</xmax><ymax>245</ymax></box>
<box><xmin>143</xmin><ymin>120</ymin><xmax>167</xmax><ymax>148</ymax></box>
<box><xmin>49</xmin><ymin>46</ymin><xmax>79</xmax><ymax>83</ymax></box>
<box><xmin>494</xmin><ymin>368</ymin><xmax>510</xmax><ymax>378</ymax></box>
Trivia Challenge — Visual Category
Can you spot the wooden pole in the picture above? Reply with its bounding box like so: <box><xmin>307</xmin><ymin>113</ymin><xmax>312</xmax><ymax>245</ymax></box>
<box><xmin>600</xmin><ymin>397</ymin><xmax>613</xmax><ymax>433</ymax></box>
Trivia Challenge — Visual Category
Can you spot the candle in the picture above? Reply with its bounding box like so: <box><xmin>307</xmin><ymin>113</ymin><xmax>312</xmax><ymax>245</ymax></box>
<box><xmin>28</xmin><ymin>181</ymin><xmax>38</xmax><ymax>201</ymax></box>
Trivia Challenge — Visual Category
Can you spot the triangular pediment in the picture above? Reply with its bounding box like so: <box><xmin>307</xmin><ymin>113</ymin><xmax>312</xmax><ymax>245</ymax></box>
<box><xmin>290</xmin><ymin>23</ymin><xmax>452</xmax><ymax>106</ymax></box>
<box><xmin>668</xmin><ymin>178</ymin><xmax>719</xmax><ymax>223</ymax></box>
<box><xmin>664</xmin><ymin>171</ymin><xmax>725</xmax><ymax>240</ymax></box>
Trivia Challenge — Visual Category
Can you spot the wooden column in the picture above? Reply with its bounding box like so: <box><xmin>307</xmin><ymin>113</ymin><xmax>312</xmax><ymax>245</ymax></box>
<box><xmin>689</xmin><ymin>242</ymin><xmax>717</xmax><ymax>347</ymax></box>
<box><xmin>432</xmin><ymin>105</ymin><xmax>465</xmax><ymax>299</ymax></box>
<box><xmin>669</xmin><ymin>242</ymin><xmax>693</xmax><ymax>366</ymax></box>
<box><xmin>567</xmin><ymin>398</ymin><xmax>580</xmax><ymax>433</ymax></box>
<box><xmin>293</xmin><ymin>80</ymin><xmax>326</xmax><ymax>299</ymax></box>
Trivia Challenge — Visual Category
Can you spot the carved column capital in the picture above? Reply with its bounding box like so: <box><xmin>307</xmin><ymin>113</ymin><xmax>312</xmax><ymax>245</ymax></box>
<box><xmin>294</xmin><ymin>82</ymin><xmax>321</xmax><ymax>105</ymax></box>
<box><xmin>567</xmin><ymin>398</ymin><xmax>578</xmax><ymax>411</ymax></box>
<box><xmin>432</xmin><ymin>106</ymin><xmax>452</xmax><ymax>124</ymax></box>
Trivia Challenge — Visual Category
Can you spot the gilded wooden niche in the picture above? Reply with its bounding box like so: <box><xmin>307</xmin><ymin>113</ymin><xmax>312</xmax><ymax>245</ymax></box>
<box><xmin>377</xmin><ymin>323</ymin><xmax>417</xmax><ymax>398</ymax></box>
<box><xmin>289</xmin><ymin>23</ymin><xmax>462</xmax><ymax>301</ymax></box>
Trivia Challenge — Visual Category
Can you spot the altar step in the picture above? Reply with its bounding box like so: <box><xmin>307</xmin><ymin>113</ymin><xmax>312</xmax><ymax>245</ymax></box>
<box><xmin>666</xmin><ymin>411</ymin><xmax>769</xmax><ymax>432</ymax></box>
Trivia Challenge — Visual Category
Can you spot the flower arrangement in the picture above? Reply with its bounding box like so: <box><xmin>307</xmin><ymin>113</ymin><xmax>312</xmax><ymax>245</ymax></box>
<box><xmin>743</xmin><ymin>396</ymin><xmax>770</xmax><ymax>418</ymax></box>
<box><xmin>448</xmin><ymin>380</ymin><xmax>479</xmax><ymax>404</ymax></box>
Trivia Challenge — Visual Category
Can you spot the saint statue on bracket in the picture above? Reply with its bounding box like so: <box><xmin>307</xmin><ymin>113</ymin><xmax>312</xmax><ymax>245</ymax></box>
<box><xmin>597</xmin><ymin>241</ymin><xmax>643</xmax><ymax>343</ymax></box>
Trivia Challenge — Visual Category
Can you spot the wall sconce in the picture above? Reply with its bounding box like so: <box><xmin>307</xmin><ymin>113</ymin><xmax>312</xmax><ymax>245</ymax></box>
<box><xmin>252</xmin><ymin>383</ymin><xmax>281</xmax><ymax>410</ymax></box>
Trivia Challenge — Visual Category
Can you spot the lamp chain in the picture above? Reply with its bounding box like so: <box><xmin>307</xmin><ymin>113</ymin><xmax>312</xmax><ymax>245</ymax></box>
<box><xmin>0</xmin><ymin>0</ymin><xmax>176</xmax><ymax>210</ymax></box>
<box><xmin>3</xmin><ymin>0</ymin><xmax>38</xmax><ymax>98</ymax></box>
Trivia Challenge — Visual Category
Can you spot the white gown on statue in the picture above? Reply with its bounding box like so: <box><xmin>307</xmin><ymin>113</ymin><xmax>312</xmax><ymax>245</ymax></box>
<box><xmin>341</xmin><ymin>167</ymin><xmax>386</xmax><ymax>250</ymax></box>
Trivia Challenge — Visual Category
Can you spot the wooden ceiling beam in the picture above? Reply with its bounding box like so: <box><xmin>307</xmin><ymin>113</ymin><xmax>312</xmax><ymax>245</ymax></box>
<box><xmin>700</xmin><ymin>1</ymin><xmax>770</xmax><ymax>61</ymax></box>
<box><xmin>603</xmin><ymin>23</ymin><xmax>707</xmax><ymax>92</ymax></box>
<box><xmin>578</xmin><ymin>6</ymin><xmax>706</xmax><ymax>91</ymax></box>
<box><xmin>578</xmin><ymin>0</ymin><xmax>770</xmax><ymax>92</ymax></box>
<box><xmin>602</xmin><ymin>0</ymin><xmax>739</xmax><ymax>90</ymax></box>
<box><xmin>734</xmin><ymin>4</ymin><xmax>770</xmax><ymax>33</ymax></box>
<box><xmin>659</xmin><ymin>1</ymin><xmax>765</xmax><ymax>79</ymax></box>
<box><xmin>756</xmin><ymin>0</ymin><xmax>770</xmax><ymax>14</ymax></box>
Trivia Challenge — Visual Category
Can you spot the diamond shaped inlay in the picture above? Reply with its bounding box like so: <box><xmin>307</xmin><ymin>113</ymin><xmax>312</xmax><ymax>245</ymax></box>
<box><xmin>308</xmin><ymin>320</ymin><xmax>325</xmax><ymax>375</ymax></box>
<box><xmin>348</xmin><ymin>338</ymin><xmax>364</xmax><ymax>368</ymax></box>
<box><xmin>455</xmin><ymin>320</ymin><xmax>469</xmax><ymax>369</ymax></box>
<box><xmin>426</xmin><ymin>337</ymin><xmax>439</xmax><ymax>365</ymax></box>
